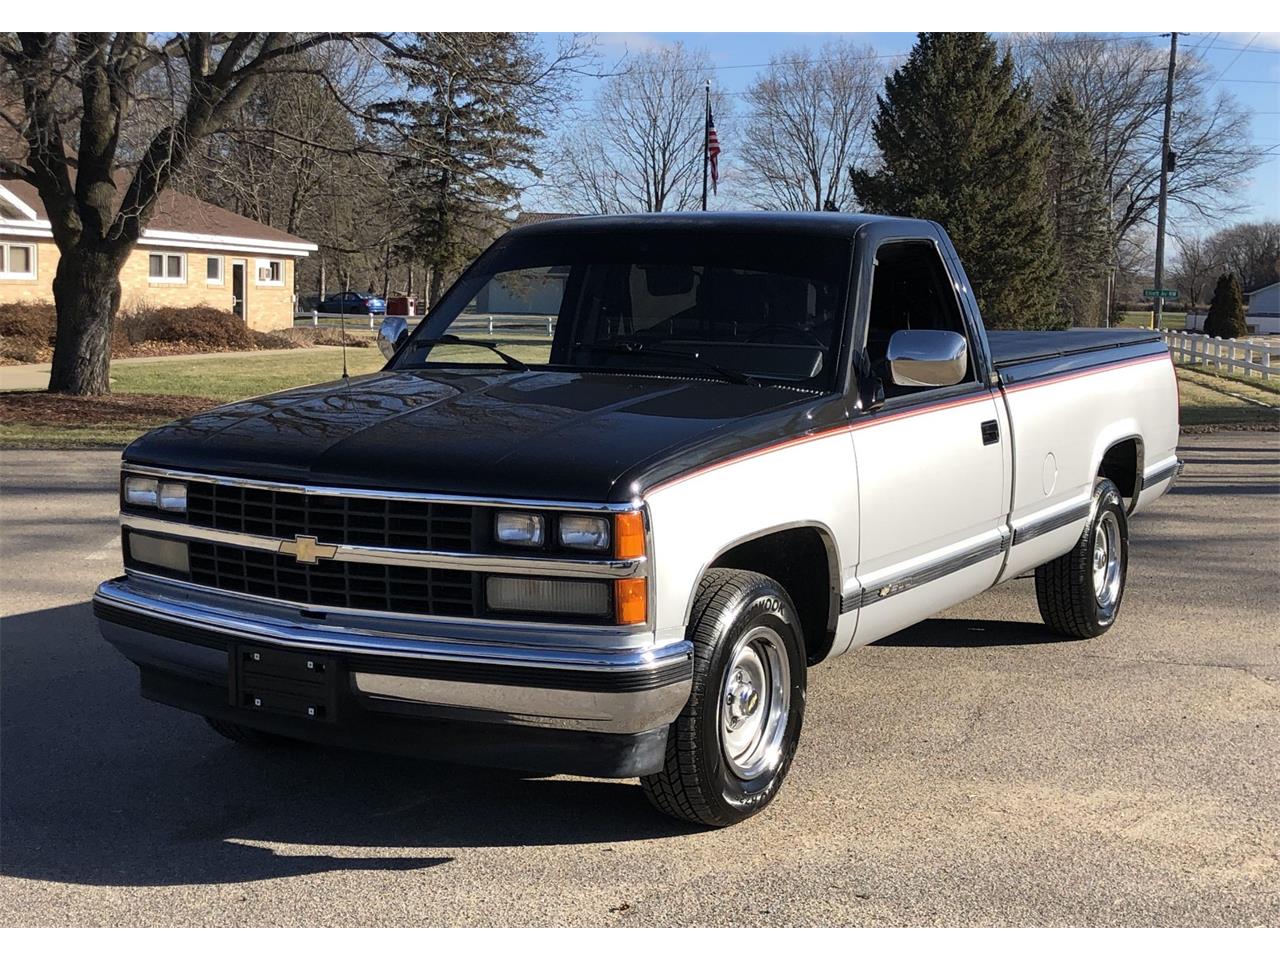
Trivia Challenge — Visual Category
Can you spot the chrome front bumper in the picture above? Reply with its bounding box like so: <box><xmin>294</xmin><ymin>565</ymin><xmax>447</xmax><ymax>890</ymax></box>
<box><xmin>94</xmin><ymin>576</ymin><xmax>693</xmax><ymax>737</ymax></box>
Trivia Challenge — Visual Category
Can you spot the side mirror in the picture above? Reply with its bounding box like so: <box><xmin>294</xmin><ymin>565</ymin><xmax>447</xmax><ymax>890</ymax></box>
<box><xmin>377</xmin><ymin>316</ymin><xmax>409</xmax><ymax>360</ymax></box>
<box><xmin>886</xmin><ymin>329</ymin><xmax>968</xmax><ymax>388</ymax></box>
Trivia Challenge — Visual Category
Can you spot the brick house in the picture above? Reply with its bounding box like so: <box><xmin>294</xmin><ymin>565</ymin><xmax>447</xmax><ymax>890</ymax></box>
<box><xmin>0</xmin><ymin>177</ymin><xmax>317</xmax><ymax>331</ymax></box>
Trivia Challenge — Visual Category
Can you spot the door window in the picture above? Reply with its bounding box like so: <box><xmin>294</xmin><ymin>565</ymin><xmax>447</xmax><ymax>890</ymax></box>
<box><xmin>865</xmin><ymin>241</ymin><xmax>974</xmax><ymax>395</ymax></box>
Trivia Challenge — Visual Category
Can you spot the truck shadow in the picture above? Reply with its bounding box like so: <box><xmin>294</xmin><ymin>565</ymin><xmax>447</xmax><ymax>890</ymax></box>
<box><xmin>874</xmin><ymin>617</ymin><xmax>1078</xmax><ymax>648</ymax></box>
<box><xmin>0</xmin><ymin>601</ymin><xmax>698</xmax><ymax>890</ymax></box>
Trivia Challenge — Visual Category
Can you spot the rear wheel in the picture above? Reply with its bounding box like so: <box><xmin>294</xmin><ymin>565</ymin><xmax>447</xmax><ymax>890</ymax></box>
<box><xmin>641</xmin><ymin>569</ymin><xmax>806</xmax><ymax>827</ymax></box>
<box><xmin>1035</xmin><ymin>477</ymin><xmax>1128</xmax><ymax>638</ymax></box>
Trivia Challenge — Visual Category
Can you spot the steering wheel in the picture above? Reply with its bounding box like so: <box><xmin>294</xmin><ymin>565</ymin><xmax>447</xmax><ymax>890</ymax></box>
<box><xmin>744</xmin><ymin>324</ymin><xmax>826</xmax><ymax>347</ymax></box>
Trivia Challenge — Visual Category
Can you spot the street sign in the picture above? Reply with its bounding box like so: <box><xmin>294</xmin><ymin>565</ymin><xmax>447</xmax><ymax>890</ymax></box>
<box><xmin>1143</xmin><ymin>288</ymin><xmax>1178</xmax><ymax>299</ymax></box>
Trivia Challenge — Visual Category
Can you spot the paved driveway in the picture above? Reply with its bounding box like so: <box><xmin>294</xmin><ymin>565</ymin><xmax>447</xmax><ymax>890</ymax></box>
<box><xmin>1</xmin><ymin>434</ymin><xmax>1277</xmax><ymax>926</ymax></box>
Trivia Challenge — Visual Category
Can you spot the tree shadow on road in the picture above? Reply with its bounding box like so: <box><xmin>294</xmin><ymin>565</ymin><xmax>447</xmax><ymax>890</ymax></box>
<box><xmin>0</xmin><ymin>601</ymin><xmax>697</xmax><ymax>890</ymax></box>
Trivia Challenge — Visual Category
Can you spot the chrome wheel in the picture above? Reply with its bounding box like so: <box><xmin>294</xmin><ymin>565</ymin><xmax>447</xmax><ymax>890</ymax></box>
<box><xmin>1092</xmin><ymin>511</ymin><xmax>1123</xmax><ymax>607</ymax></box>
<box><xmin>719</xmin><ymin>625</ymin><xmax>790</xmax><ymax>781</ymax></box>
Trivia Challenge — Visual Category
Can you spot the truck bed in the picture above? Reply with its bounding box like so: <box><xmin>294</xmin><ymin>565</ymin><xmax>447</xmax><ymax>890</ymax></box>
<box><xmin>987</xmin><ymin>328</ymin><xmax>1163</xmax><ymax>368</ymax></box>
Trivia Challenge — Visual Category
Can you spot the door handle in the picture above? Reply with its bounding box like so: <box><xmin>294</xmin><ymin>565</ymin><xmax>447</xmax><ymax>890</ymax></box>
<box><xmin>981</xmin><ymin>420</ymin><xmax>999</xmax><ymax>445</ymax></box>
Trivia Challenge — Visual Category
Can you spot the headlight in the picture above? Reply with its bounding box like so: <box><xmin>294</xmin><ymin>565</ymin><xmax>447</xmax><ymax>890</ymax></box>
<box><xmin>158</xmin><ymin>482</ymin><xmax>187</xmax><ymax>512</ymax></box>
<box><xmin>559</xmin><ymin>515</ymin><xmax>610</xmax><ymax>551</ymax></box>
<box><xmin>123</xmin><ymin>476</ymin><xmax>186</xmax><ymax>512</ymax></box>
<box><xmin>124</xmin><ymin>477</ymin><xmax>158</xmax><ymax>508</ymax></box>
<box><xmin>494</xmin><ymin>511</ymin><xmax>544</xmax><ymax>547</ymax></box>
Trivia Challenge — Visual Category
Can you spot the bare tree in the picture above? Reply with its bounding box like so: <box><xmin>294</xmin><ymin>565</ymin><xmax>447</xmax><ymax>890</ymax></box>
<box><xmin>1169</xmin><ymin>232</ymin><xmax>1216</xmax><ymax>309</ymax></box>
<box><xmin>1207</xmin><ymin>220</ymin><xmax>1280</xmax><ymax>293</ymax></box>
<box><xmin>550</xmin><ymin>43</ymin><xmax>723</xmax><ymax>214</ymax></box>
<box><xmin>739</xmin><ymin>40</ymin><xmax>880</xmax><ymax>212</ymax></box>
<box><xmin>0</xmin><ymin>32</ymin><xmax>369</xmax><ymax>394</ymax></box>
<box><xmin>1020</xmin><ymin>34</ymin><xmax>1261</xmax><ymax>247</ymax></box>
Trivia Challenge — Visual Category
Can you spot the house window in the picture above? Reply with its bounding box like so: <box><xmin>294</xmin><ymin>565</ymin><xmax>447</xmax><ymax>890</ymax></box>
<box><xmin>148</xmin><ymin>252</ymin><xmax>185</xmax><ymax>283</ymax></box>
<box><xmin>206</xmin><ymin>256</ymin><xmax>224</xmax><ymax>285</ymax></box>
<box><xmin>256</xmin><ymin>258</ymin><xmax>284</xmax><ymax>286</ymax></box>
<box><xmin>0</xmin><ymin>242</ymin><xmax>37</xmax><ymax>280</ymax></box>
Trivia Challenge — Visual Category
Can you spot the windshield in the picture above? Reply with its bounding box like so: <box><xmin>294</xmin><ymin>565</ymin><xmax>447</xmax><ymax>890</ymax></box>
<box><xmin>391</xmin><ymin>228</ymin><xmax>852</xmax><ymax>389</ymax></box>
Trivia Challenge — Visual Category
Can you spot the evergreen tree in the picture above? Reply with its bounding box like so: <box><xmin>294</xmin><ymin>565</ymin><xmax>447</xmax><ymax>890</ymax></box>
<box><xmin>1203</xmin><ymin>273</ymin><xmax>1248</xmax><ymax>339</ymax></box>
<box><xmin>375</xmin><ymin>33</ymin><xmax>551</xmax><ymax>304</ymax></box>
<box><xmin>850</xmin><ymin>33</ymin><xmax>1062</xmax><ymax>329</ymax></box>
<box><xmin>1043</xmin><ymin>89</ymin><xmax>1112</xmax><ymax>326</ymax></box>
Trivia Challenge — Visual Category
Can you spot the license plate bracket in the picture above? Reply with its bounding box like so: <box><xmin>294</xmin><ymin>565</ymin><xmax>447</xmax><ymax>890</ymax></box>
<box><xmin>230</xmin><ymin>645</ymin><xmax>339</xmax><ymax>723</ymax></box>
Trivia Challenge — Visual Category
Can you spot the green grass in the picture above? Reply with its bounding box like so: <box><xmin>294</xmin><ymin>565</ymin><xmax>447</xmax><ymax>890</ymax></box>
<box><xmin>1118</xmin><ymin>311</ymin><xmax>1187</xmax><ymax>331</ymax></box>
<box><xmin>107</xmin><ymin>347</ymin><xmax>386</xmax><ymax>401</ymax></box>
<box><xmin>0</xmin><ymin>342</ymin><xmax>556</xmax><ymax>448</ymax></box>
<box><xmin>1175</xmin><ymin>367</ymin><xmax>1279</xmax><ymax>430</ymax></box>
<box><xmin>1176</xmin><ymin>362</ymin><xmax>1280</xmax><ymax>396</ymax></box>
<box><xmin>0</xmin><ymin>423</ymin><xmax>147</xmax><ymax>447</ymax></box>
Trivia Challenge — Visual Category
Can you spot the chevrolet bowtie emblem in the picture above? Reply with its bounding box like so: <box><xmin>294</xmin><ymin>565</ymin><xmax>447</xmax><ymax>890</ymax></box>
<box><xmin>278</xmin><ymin>535</ymin><xmax>338</xmax><ymax>565</ymax></box>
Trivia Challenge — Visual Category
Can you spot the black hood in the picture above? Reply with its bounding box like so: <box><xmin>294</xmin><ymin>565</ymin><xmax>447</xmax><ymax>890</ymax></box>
<box><xmin>124</xmin><ymin>369</ymin><xmax>844</xmax><ymax>502</ymax></box>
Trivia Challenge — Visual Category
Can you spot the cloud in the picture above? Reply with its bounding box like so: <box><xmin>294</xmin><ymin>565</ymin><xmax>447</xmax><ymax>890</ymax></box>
<box><xmin>1220</xmin><ymin>32</ymin><xmax>1280</xmax><ymax>52</ymax></box>
<box><xmin>593</xmin><ymin>33</ymin><xmax>674</xmax><ymax>56</ymax></box>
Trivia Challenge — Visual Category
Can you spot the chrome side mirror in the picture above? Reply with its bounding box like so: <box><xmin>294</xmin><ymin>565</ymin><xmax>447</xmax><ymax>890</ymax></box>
<box><xmin>886</xmin><ymin>329</ymin><xmax>968</xmax><ymax>387</ymax></box>
<box><xmin>377</xmin><ymin>316</ymin><xmax>409</xmax><ymax>360</ymax></box>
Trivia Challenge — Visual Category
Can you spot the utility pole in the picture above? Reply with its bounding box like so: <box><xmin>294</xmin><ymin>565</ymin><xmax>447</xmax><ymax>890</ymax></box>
<box><xmin>1153</xmin><ymin>31</ymin><xmax>1178</xmax><ymax>331</ymax></box>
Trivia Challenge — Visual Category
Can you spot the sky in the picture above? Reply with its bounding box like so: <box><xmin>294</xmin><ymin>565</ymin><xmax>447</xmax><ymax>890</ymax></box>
<box><xmin>529</xmin><ymin>31</ymin><xmax>1280</xmax><ymax>233</ymax></box>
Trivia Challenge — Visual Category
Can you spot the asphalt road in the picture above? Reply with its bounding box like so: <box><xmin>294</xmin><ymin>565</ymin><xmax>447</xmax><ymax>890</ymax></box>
<box><xmin>2</xmin><ymin>434</ymin><xmax>1277</xmax><ymax>926</ymax></box>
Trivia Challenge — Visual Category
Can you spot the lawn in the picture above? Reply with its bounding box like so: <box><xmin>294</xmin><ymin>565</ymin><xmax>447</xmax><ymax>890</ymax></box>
<box><xmin>2</xmin><ymin>345</ymin><xmax>1274</xmax><ymax>448</ymax></box>
<box><xmin>1174</xmin><ymin>365</ymin><xmax>1280</xmax><ymax>431</ymax></box>
<box><xmin>110</xmin><ymin>346</ymin><xmax>386</xmax><ymax>401</ymax></box>
<box><xmin>0</xmin><ymin>342</ymin><xmax>551</xmax><ymax>448</ymax></box>
<box><xmin>1118</xmin><ymin>310</ymin><xmax>1186</xmax><ymax>331</ymax></box>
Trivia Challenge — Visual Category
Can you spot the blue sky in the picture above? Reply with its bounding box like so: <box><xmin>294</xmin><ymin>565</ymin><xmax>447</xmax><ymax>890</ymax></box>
<box><xmin>533</xmin><ymin>31</ymin><xmax>1280</xmax><ymax>230</ymax></box>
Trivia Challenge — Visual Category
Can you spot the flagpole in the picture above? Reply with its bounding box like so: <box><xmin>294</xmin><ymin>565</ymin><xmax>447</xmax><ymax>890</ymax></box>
<box><xmin>701</xmin><ymin>80</ymin><xmax>710</xmax><ymax>212</ymax></box>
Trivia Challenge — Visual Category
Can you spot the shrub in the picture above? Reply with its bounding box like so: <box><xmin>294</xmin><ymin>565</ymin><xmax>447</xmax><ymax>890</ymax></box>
<box><xmin>120</xmin><ymin>304</ymin><xmax>254</xmax><ymax>350</ymax></box>
<box><xmin>1203</xmin><ymin>274</ymin><xmax>1248</xmax><ymax>340</ymax></box>
<box><xmin>250</xmin><ymin>330</ymin><xmax>305</xmax><ymax>350</ymax></box>
<box><xmin>0</xmin><ymin>300</ymin><xmax>57</xmax><ymax>339</ymax></box>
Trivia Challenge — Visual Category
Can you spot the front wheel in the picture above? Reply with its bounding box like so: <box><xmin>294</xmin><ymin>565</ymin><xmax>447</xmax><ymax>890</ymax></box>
<box><xmin>1035</xmin><ymin>477</ymin><xmax>1129</xmax><ymax>638</ymax></box>
<box><xmin>641</xmin><ymin>569</ymin><xmax>807</xmax><ymax>827</ymax></box>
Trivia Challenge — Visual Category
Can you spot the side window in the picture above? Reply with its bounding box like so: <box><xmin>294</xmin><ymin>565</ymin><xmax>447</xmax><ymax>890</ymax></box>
<box><xmin>865</xmin><ymin>241</ymin><xmax>973</xmax><ymax>393</ymax></box>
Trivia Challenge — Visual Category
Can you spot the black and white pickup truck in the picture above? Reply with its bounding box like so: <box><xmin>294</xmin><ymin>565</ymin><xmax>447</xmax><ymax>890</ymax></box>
<box><xmin>95</xmin><ymin>213</ymin><xmax>1181</xmax><ymax>826</ymax></box>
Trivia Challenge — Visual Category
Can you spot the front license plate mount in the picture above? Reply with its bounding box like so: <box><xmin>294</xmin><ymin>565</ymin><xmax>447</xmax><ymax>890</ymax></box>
<box><xmin>230</xmin><ymin>644</ymin><xmax>339</xmax><ymax>723</ymax></box>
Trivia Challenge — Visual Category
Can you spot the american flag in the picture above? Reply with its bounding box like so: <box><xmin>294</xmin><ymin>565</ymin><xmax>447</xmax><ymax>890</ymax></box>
<box><xmin>707</xmin><ymin>107</ymin><xmax>721</xmax><ymax>194</ymax></box>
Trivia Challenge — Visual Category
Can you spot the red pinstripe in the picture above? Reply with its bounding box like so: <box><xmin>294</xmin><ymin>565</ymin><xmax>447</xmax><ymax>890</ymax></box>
<box><xmin>644</xmin><ymin>350</ymin><xmax>1171</xmax><ymax>496</ymax></box>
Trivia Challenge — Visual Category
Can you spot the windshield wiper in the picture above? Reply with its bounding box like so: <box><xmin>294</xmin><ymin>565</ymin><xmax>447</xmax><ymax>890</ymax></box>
<box><xmin>582</xmin><ymin>341</ymin><xmax>758</xmax><ymax>386</ymax></box>
<box><xmin>416</xmin><ymin>334</ymin><xmax>528</xmax><ymax>371</ymax></box>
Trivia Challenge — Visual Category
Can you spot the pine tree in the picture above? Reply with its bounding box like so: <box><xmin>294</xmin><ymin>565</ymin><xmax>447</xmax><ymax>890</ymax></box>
<box><xmin>1203</xmin><ymin>273</ymin><xmax>1248</xmax><ymax>339</ymax></box>
<box><xmin>376</xmin><ymin>33</ymin><xmax>550</xmax><ymax>305</ymax></box>
<box><xmin>1043</xmin><ymin>89</ymin><xmax>1112</xmax><ymax>326</ymax></box>
<box><xmin>850</xmin><ymin>33</ymin><xmax>1062</xmax><ymax>329</ymax></box>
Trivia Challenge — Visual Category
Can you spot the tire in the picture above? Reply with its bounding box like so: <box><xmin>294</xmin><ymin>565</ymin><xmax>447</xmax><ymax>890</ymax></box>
<box><xmin>1035</xmin><ymin>477</ymin><xmax>1129</xmax><ymax>638</ymax></box>
<box><xmin>204</xmin><ymin>716</ymin><xmax>298</xmax><ymax>747</ymax></box>
<box><xmin>641</xmin><ymin>569</ymin><xmax>807</xmax><ymax>827</ymax></box>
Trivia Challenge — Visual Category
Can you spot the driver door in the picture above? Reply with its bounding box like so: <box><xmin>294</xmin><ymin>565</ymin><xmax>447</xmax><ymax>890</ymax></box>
<box><xmin>848</xmin><ymin>237</ymin><xmax>1008</xmax><ymax>645</ymax></box>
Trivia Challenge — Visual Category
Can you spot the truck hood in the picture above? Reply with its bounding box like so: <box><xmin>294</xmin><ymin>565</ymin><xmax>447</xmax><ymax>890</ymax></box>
<box><xmin>123</xmin><ymin>368</ymin><xmax>834</xmax><ymax>502</ymax></box>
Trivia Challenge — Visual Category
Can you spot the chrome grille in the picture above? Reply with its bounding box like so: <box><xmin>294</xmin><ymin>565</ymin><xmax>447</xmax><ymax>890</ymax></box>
<box><xmin>186</xmin><ymin>542</ymin><xmax>477</xmax><ymax>617</ymax></box>
<box><xmin>185</xmin><ymin>482</ymin><xmax>476</xmax><ymax>552</ymax></box>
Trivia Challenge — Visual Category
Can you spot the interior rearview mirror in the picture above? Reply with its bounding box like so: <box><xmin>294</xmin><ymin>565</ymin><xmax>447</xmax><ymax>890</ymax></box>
<box><xmin>885</xmin><ymin>329</ymin><xmax>968</xmax><ymax>388</ymax></box>
<box><xmin>377</xmin><ymin>316</ymin><xmax>409</xmax><ymax>360</ymax></box>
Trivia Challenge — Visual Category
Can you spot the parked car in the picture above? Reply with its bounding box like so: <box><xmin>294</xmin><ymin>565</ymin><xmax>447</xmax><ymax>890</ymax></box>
<box><xmin>95</xmin><ymin>213</ymin><xmax>1181</xmax><ymax>827</ymax></box>
<box><xmin>317</xmin><ymin>290</ymin><xmax>386</xmax><ymax>315</ymax></box>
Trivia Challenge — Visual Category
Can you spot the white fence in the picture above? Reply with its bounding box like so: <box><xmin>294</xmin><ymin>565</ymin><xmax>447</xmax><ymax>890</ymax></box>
<box><xmin>1162</xmin><ymin>331</ymin><xmax>1279</xmax><ymax>381</ymax></box>
<box><xmin>293</xmin><ymin>311</ymin><xmax>556</xmax><ymax>337</ymax></box>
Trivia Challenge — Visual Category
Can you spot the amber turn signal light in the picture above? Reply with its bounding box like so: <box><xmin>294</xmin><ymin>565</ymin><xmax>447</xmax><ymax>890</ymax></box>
<box><xmin>614</xmin><ymin>577</ymin><xmax>648</xmax><ymax>625</ymax></box>
<box><xmin>614</xmin><ymin>511</ymin><xmax>645</xmax><ymax>559</ymax></box>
